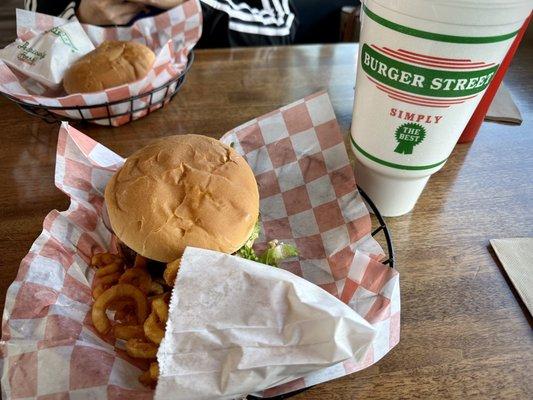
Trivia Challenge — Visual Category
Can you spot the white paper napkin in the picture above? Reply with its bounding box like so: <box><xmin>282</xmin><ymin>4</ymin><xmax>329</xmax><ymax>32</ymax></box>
<box><xmin>485</xmin><ymin>83</ymin><xmax>523</xmax><ymax>124</ymax></box>
<box><xmin>155</xmin><ymin>247</ymin><xmax>376</xmax><ymax>400</ymax></box>
<box><xmin>491</xmin><ymin>238</ymin><xmax>533</xmax><ymax>316</ymax></box>
<box><xmin>0</xmin><ymin>19</ymin><xmax>94</xmax><ymax>89</ymax></box>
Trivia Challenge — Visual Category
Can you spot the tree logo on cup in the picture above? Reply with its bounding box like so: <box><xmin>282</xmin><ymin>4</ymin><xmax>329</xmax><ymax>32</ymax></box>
<box><xmin>394</xmin><ymin>123</ymin><xmax>426</xmax><ymax>154</ymax></box>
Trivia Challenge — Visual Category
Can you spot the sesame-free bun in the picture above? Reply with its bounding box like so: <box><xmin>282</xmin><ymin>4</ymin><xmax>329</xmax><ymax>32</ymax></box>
<box><xmin>104</xmin><ymin>135</ymin><xmax>259</xmax><ymax>263</ymax></box>
<box><xmin>63</xmin><ymin>40</ymin><xmax>155</xmax><ymax>94</ymax></box>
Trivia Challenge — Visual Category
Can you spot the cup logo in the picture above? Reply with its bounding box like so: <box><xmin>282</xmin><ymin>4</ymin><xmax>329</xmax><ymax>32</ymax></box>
<box><xmin>361</xmin><ymin>44</ymin><xmax>498</xmax><ymax>107</ymax></box>
<box><xmin>394</xmin><ymin>123</ymin><xmax>426</xmax><ymax>154</ymax></box>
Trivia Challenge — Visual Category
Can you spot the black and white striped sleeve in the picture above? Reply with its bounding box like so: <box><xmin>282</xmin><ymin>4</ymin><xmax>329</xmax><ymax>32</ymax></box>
<box><xmin>200</xmin><ymin>0</ymin><xmax>298</xmax><ymax>47</ymax></box>
<box><xmin>58</xmin><ymin>1</ymin><xmax>78</xmax><ymax>20</ymax></box>
<box><xmin>24</xmin><ymin>0</ymin><xmax>79</xmax><ymax>20</ymax></box>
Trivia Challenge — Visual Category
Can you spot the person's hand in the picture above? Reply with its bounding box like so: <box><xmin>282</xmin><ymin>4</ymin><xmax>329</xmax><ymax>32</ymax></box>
<box><xmin>78</xmin><ymin>0</ymin><xmax>146</xmax><ymax>25</ymax></box>
<box><xmin>127</xmin><ymin>0</ymin><xmax>186</xmax><ymax>10</ymax></box>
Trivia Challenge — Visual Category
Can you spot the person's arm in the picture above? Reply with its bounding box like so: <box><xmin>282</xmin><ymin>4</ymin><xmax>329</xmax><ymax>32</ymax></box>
<box><xmin>127</xmin><ymin>0</ymin><xmax>186</xmax><ymax>10</ymax></box>
<box><xmin>77</xmin><ymin>0</ymin><xmax>145</xmax><ymax>25</ymax></box>
<box><xmin>24</xmin><ymin>0</ymin><xmax>146</xmax><ymax>25</ymax></box>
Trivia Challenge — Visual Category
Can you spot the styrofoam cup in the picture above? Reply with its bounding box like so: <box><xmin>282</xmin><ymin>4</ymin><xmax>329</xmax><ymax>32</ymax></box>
<box><xmin>351</xmin><ymin>0</ymin><xmax>532</xmax><ymax>216</ymax></box>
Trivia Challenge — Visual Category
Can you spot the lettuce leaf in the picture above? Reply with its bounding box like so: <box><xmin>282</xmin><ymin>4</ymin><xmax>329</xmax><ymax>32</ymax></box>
<box><xmin>236</xmin><ymin>220</ymin><xmax>298</xmax><ymax>267</ymax></box>
<box><xmin>257</xmin><ymin>240</ymin><xmax>298</xmax><ymax>267</ymax></box>
<box><xmin>243</xmin><ymin>219</ymin><xmax>261</xmax><ymax>249</ymax></box>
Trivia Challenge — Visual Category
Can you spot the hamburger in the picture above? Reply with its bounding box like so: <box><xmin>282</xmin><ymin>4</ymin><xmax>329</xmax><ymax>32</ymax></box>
<box><xmin>93</xmin><ymin>134</ymin><xmax>297</xmax><ymax>388</ymax></box>
<box><xmin>64</xmin><ymin>40</ymin><xmax>155</xmax><ymax>94</ymax></box>
<box><xmin>104</xmin><ymin>134</ymin><xmax>296</xmax><ymax>285</ymax></box>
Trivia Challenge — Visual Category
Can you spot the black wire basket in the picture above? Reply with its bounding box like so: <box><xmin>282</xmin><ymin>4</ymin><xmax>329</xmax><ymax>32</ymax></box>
<box><xmin>246</xmin><ymin>185</ymin><xmax>394</xmax><ymax>400</ymax></box>
<box><xmin>1</xmin><ymin>52</ymin><xmax>194</xmax><ymax>126</ymax></box>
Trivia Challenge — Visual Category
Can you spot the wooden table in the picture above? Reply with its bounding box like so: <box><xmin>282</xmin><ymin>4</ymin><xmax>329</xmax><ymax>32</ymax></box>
<box><xmin>1</xmin><ymin>42</ymin><xmax>532</xmax><ymax>399</ymax></box>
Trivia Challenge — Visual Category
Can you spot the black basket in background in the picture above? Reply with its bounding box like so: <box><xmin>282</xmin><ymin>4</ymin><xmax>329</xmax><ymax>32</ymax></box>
<box><xmin>1</xmin><ymin>52</ymin><xmax>194</xmax><ymax>126</ymax></box>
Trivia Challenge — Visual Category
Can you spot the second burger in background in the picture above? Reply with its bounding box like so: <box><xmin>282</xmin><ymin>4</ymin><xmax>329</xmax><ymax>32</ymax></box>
<box><xmin>63</xmin><ymin>40</ymin><xmax>155</xmax><ymax>94</ymax></box>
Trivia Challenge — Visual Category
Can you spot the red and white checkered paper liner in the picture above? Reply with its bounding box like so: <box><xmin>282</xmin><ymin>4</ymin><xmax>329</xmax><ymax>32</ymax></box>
<box><xmin>0</xmin><ymin>91</ymin><xmax>400</xmax><ymax>399</ymax></box>
<box><xmin>0</xmin><ymin>0</ymin><xmax>202</xmax><ymax>126</ymax></box>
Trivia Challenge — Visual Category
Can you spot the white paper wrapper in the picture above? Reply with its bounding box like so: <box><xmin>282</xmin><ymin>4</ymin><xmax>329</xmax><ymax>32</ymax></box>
<box><xmin>156</xmin><ymin>247</ymin><xmax>376</xmax><ymax>400</ymax></box>
<box><xmin>0</xmin><ymin>1</ymin><xmax>202</xmax><ymax>126</ymax></box>
<box><xmin>0</xmin><ymin>20</ymin><xmax>94</xmax><ymax>89</ymax></box>
<box><xmin>0</xmin><ymin>92</ymin><xmax>400</xmax><ymax>399</ymax></box>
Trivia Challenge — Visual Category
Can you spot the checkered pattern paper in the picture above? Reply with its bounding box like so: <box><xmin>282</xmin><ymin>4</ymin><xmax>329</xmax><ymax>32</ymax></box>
<box><xmin>0</xmin><ymin>123</ymin><xmax>154</xmax><ymax>399</ymax></box>
<box><xmin>0</xmin><ymin>0</ymin><xmax>202</xmax><ymax>126</ymax></box>
<box><xmin>0</xmin><ymin>92</ymin><xmax>400</xmax><ymax>399</ymax></box>
<box><xmin>220</xmin><ymin>91</ymin><xmax>400</xmax><ymax>397</ymax></box>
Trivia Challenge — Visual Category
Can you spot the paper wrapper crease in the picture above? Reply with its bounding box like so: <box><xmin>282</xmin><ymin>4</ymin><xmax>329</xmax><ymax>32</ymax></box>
<box><xmin>0</xmin><ymin>92</ymin><xmax>400</xmax><ymax>399</ymax></box>
<box><xmin>0</xmin><ymin>0</ymin><xmax>202</xmax><ymax>126</ymax></box>
<box><xmin>156</xmin><ymin>247</ymin><xmax>377</xmax><ymax>400</ymax></box>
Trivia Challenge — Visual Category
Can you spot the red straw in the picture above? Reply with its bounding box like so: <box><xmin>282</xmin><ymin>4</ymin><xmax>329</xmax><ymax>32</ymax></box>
<box><xmin>458</xmin><ymin>13</ymin><xmax>531</xmax><ymax>143</ymax></box>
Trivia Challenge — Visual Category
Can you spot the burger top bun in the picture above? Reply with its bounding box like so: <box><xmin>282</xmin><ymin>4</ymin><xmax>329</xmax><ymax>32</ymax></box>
<box><xmin>63</xmin><ymin>40</ymin><xmax>155</xmax><ymax>94</ymax></box>
<box><xmin>104</xmin><ymin>135</ymin><xmax>260</xmax><ymax>263</ymax></box>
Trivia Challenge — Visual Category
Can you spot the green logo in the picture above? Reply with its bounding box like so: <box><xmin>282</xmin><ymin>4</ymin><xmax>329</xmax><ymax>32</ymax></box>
<box><xmin>49</xmin><ymin>27</ymin><xmax>78</xmax><ymax>53</ymax></box>
<box><xmin>394</xmin><ymin>123</ymin><xmax>426</xmax><ymax>154</ymax></box>
<box><xmin>361</xmin><ymin>44</ymin><xmax>498</xmax><ymax>98</ymax></box>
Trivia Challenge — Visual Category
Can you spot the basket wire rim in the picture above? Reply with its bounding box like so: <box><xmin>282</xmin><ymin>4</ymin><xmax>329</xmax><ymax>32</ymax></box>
<box><xmin>1</xmin><ymin>51</ymin><xmax>194</xmax><ymax>111</ymax></box>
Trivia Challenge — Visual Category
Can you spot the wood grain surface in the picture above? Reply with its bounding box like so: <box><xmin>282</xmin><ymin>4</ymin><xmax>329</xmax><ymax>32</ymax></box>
<box><xmin>0</xmin><ymin>42</ymin><xmax>532</xmax><ymax>399</ymax></box>
<box><xmin>0</xmin><ymin>1</ymin><xmax>19</xmax><ymax>48</ymax></box>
